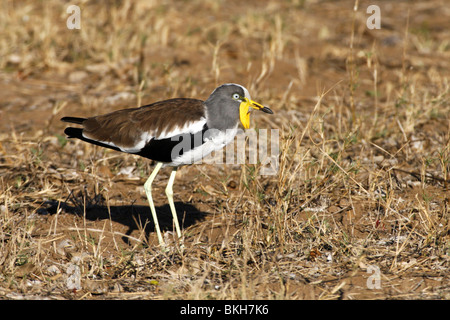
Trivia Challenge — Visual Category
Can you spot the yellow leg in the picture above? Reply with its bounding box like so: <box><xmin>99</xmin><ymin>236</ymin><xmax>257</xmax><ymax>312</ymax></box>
<box><xmin>165</xmin><ymin>168</ymin><xmax>182</xmax><ymax>243</ymax></box>
<box><xmin>143</xmin><ymin>162</ymin><xmax>164</xmax><ymax>247</ymax></box>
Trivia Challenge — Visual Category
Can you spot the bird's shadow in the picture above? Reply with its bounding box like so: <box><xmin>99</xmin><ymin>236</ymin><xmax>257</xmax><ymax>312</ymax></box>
<box><xmin>40</xmin><ymin>193</ymin><xmax>208</xmax><ymax>245</ymax></box>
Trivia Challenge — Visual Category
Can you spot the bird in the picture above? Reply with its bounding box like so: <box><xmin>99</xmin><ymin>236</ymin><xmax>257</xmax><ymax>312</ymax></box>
<box><xmin>61</xmin><ymin>83</ymin><xmax>273</xmax><ymax>248</ymax></box>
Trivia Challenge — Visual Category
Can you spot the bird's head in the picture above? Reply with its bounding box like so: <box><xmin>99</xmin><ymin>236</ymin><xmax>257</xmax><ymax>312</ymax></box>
<box><xmin>206</xmin><ymin>84</ymin><xmax>273</xmax><ymax>130</ymax></box>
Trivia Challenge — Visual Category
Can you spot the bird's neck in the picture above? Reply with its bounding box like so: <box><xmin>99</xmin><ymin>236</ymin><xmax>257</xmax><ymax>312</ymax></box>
<box><xmin>204</xmin><ymin>103</ymin><xmax>239</xmax><ymax>131</ymax></box>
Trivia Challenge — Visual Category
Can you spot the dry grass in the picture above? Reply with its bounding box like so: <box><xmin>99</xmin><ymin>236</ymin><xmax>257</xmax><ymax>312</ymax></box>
<box><xmin>0</xmin><ymin>0</ymin><xmax>449</xmax><ymax>300</ymax></box>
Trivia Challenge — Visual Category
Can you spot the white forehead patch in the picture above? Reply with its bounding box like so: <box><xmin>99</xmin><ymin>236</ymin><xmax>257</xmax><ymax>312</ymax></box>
<box><xmin>215</xmin><ymin>83</ymin><xmax>251</xmax><ymax>100</ymax></box>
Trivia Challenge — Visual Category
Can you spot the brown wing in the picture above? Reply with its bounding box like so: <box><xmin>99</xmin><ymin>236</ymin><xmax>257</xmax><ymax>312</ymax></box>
<box><xmin>81</xmin><ymin>98</ymin><xmax>206</xmax><ymax>151</ymax></box>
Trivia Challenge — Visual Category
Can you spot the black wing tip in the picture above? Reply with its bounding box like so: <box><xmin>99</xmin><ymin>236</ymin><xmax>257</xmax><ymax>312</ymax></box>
<box><xmin>64</xmin><ymin>127</ymin><xmax>83</xmax><ymax>139</ymax></box>
<box><xmin>63</xmin><ymin>127</ymin><xmax>123</xmax><ymax>153</ymax></box>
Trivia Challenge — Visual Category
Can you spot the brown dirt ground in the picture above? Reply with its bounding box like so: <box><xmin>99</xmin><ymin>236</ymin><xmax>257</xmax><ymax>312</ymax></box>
<box><xmin>0</xmin><ymin>0</ymin><xmax>449</xmax><ymax>300</ymax></box>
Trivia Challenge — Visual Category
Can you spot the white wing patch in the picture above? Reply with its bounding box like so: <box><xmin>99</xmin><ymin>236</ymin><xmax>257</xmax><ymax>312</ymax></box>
<box><xmin>156</xmin><ymin>118</ymin><xmax>207</xmax><ymax>140</ymax></box>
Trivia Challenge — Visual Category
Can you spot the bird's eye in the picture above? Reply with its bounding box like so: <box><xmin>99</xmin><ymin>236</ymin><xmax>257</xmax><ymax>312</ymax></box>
<box><xmin>232</xmin><ymin>93</ymin><xmax>241</xmax><ymax>100</ymax></box>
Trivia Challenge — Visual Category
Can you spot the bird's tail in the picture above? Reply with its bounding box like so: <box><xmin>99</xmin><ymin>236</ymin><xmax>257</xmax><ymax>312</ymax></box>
<box><xmin>61</xmin><ymin>117</ymin><xmax>87</xmax><ymax>124</ymax></box>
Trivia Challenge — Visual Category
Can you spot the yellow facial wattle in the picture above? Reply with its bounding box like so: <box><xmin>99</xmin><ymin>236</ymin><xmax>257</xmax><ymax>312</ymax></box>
<box><xmin>239</xmin><ymin>98</ymin><xmax>270</xmax><ymax>129</ymax></box>
<box><xmin>239</xmin><ymin>100</ymin><xmax>251</xmax><ymax>129</ymax></box>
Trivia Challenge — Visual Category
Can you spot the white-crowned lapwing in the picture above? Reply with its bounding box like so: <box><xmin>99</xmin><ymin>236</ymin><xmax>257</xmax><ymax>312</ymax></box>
<box><xmin>62</xmin><ymin>83</ymin><xmax>273</xmax><ymax>248</ymax></box>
